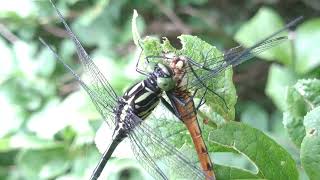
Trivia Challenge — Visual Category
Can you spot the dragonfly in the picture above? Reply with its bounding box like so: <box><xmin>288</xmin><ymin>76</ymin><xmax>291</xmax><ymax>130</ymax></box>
<box><xmin>135</xmin><ymin>16</ymin><xmax>303</xmax><ymax>180</ymax></box>
<box><xmin>143</xmin><ymin>16</ymin><xmax>303</xmax><ymax>109</ymax></box>
<box><xmin>40</xmin><ymin>1</ymin><xmax>212</xmax><ymax>180</ymax></box>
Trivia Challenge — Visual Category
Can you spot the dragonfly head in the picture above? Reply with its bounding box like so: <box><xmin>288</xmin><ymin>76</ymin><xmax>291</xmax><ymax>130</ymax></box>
<box><xmin>149</xmin><ymin>63</ymin><xmax>175</xmax><ymax>91</ymax></box>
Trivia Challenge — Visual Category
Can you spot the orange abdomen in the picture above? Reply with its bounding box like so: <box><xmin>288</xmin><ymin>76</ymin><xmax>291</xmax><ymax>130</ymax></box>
<box><xmin>172</xmin><ymin>91</ymin><xmax>215</xmax><ymax>180</ymax></box>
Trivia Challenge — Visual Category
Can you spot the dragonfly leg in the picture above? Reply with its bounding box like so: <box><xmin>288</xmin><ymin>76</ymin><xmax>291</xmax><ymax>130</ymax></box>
<box><xmin>161</xmin><ymin>96</ymin><xmax>182</xmax><ymax>120</ymax></box>
<box><xmin>201</xmin><ymin>47</ymin><xmax>214</xmax><ymax>68</ymax></box>
<box><xmin>188</xmin><ymin>61</ymin><xmax>229</xmax><ymax>109</ymax></box>
<box><xmin>136</xmin><ymin>52</ymin><xmax>149</xmax><ymax>76</ymax></box>
<box><xmin>135</xmin><ymin>40</ymin><xmax>153</xmax><ymax>76</ymax></box>
<box><xmin>195</xmin><ymin>88</ymin><xmax>208</xmax><ymax>111</ymax></box>
<box><xmin>166</xmin><ymin>92</ymin><xmax>197</xmax><ymax>120</ymax></box>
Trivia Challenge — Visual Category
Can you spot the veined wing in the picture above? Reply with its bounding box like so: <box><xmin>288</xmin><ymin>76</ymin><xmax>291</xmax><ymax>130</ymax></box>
<box><xmin>183</xmin><ymin>16</ymin><xmax>302</xmax><ymax>93</ymax></box>
<box><xmin>185</xmin><ymin>36</ymin><xmax>287</xmax><ymax>92</ymax></box>
<box><xmin>48</xmin><ymin>0</ymin><xmax>118</xmax><ymax>127</ymax></box>
<box><xmin>127</xmin><ymin>104</ymin><xmax>208</xmax><ymax>180</ymax></box>
<box><xmin>129</xmin><ymin>123</ymin><xmax>207</xmax><ymax>179</ymax></box>
<box><xmin>39</xmin><ymin>37</ymin><xmax>116</xmax><ymax>125</ymax></box>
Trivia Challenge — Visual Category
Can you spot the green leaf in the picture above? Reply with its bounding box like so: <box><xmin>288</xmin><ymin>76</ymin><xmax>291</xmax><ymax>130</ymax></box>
<box><xmin>215</xmin><ymin>164</ymin><xmax>259</xmax><ymax>179</ymax></box>
<box><xmin>283</xmin><ymin>78</ymin><xmax>320</xmax><ymax>147</ymax></box>
<box><xmin>72</xmin><ymin>0</ymin><xmax>127</xmax><ymax>50</ymax></box>
<box><xmin>301</xmin><ymin>106</ymin><xmax>320</xmax><ymax>180</ymax></box>
<box><xmin>36</xmin><ymin>45</ymin><xmax>56</xmax><ymax>77</ymax></box>
<box><xmin>132</xmin><ymin>10</ymin><xmax>141</xmax><ymax>46</ymax></box>
<box><xmin>294</xmin><ymin>79</ymin><xmax>320</xmax><ymax>108</ymax></box>
<box><xmin>0</xmin><ymin>37</ymin><xmax>14</xmax><ymax>84</ymax></box>
<box><xmin>240</xmin><ymin>102</ymin><xmax>269</xmax><ymax>132</ymax></box>
<box><xmin>234</xmin><ymin>7</ymin><xmax>292</xmax><ymax>64</ymax></box>
<box><xmin>283</xmin><ymin>87</ymin><xmax>307</xmax><ymax>147</ymax></box>
<box><xmin>209</xmin><ymin>122</ymin><xmax>298</xmax><ymax>180</ymax></box>
<box><xmin>295</xmin><ymin>18</ymin><xmax>320</xmax><ymax>74</ymax></box>
<box><xmin>8</xmin><ymin>133</ymin><xmax>58</xmax><ymax>150</ymax></box>
<box><xmin>0</xmin><ymin>93</ymin><xmax>23</xmax><ymax>138</ymax></box>
<box><xmin>0</xmin><ymin>0</ymin><xmax>37</xmax><ymax>18</ymax></box>
<box><xmin>178</xmin><ymin>35</ymin><xmax>237</xmax><ymax>121</ymax></box>
<box><xmin>265</xmin><ymin>64</ymin><xmax>297</xmax><ymax>111</ymax></box>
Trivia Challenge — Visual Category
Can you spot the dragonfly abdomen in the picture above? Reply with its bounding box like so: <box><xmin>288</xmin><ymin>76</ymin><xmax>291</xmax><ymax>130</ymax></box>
<box><xmin>171</xmin><ymin>91</ymin><xmax>215</xmax><ymax>179</ymax></box>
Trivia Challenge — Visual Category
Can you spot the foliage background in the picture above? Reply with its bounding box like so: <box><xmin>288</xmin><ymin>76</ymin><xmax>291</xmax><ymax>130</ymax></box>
<box><xmin>0</xmin><ymin>0</ymin><xmax>319</xmax><ymax>179</ymax></box>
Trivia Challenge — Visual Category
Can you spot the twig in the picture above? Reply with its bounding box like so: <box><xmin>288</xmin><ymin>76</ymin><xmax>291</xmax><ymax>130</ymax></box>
<box><xmin>0</xmin><ymin>23</ymin><xmax>20</xmax><ymax>43</ymax></box>
<box><xmin>148</xmin><ymin>0</ymin><xmax>192</xmax><ymax>34</ymax></box>
<box><xmin>179</xmin><ymin>6</ymin><xmax>218</xmax><ymax>28</ymax></box>
<box><xmin>41</xmin><ymin>23</ymin><xmax>68</xmax><ymax>38</ymax></box>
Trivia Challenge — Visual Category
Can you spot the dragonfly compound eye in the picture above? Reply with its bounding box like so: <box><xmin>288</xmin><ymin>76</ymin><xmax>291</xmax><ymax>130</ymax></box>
<box><xmin>157</xmin><ymin>77</ymin><xmax>175</xmax><ymax>91</ymax></box>
<box><xmin>156</xmin><ymin>63</ymin><xmax>173</xmax><ymax>78</ymax></box>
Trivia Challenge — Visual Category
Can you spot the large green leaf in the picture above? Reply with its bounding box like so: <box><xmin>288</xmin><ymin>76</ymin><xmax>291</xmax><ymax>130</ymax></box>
<box><xmin>283</xmin><ymin>87</ymin><xmax>307</xmax><ymax>147</ymax></box>
<box><xmin>209</xmin><ymin>122</ymin><xmax>298</xmax><ymax>180</ymax></box>
<box><xmin>136</xmin><ymin>36</ymin><xmax>237</xmax><ymax>122</ymax></box>
<box><xmin>234</xmin><ymin>7</ymin><xmax>292</xmax><ymax>65</ymax></box>
<box><xmin>17</xmin><ymin>146</ymin><xmax>71</xmax><ymax>180</ymax></box>
<box><xmin>283</xmin><ymin>79</ymin><xmax>320</xmax><ymax>147</ymax></box>
<box><xmin>301</xmin><ymin>106</ymin><xmax>320</xmax><ymax>180</ymax></box>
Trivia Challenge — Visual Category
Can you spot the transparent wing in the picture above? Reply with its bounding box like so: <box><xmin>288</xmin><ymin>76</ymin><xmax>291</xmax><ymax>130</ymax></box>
<box><xmin>129</xmin><ymin>131</ymin><xmax>169</xmax><ymax>180</ymax></box>
<box><xmin>48</xmin><ymin>1</ymin><xmax>118</xmax><ymax>127</ymax></box>
<box><xmin>185</xmin><ymin>37</ymin><xmax>287</xmax><ymax>92</ymax></box>
<box><xmin>183</xmin><ymin>16</ymin><xmax>302</xmax><ymax>94</ymax></box>
<box><xmin>127</xmin><ymin>104</ymin><xmax>207</xmax><ymax>180</ymax></box>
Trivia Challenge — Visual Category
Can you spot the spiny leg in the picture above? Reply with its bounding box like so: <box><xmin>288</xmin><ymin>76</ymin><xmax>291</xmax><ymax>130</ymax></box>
<box><xmin>135</xmin><ymin>40</ymin><xmax>150</xmax><ymax>75</ymax></box>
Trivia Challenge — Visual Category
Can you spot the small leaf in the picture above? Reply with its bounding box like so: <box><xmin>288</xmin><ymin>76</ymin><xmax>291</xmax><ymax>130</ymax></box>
<box><xmin>283</xmin><ymin>87</ymin><xmax>307</xmax><ymax>147</ymax></box>
<box><xmin>17</xmin><ymin>146</ymin><xmax>71</xmax><ymax>179</ymax></box>
<box><xmin>131</xmin><ymin>9</ymin><xmax>141</xmax><ymax>46</ymax></box>
<box><xmin>265</xmin><ymin>64</ymin><xmax>298</xmax><ymax>111</ymax></box>
<box><xmin>234</xmin><ymin>7</ymin><xmax>292</xmax><ymax>64</ymax></box>
<box><xmin>301</xmin><ymin>106</ymin><xmax>320</xmax><ymax>180</ymax></box>
<box><xmin>295</xmin><ymin>18</ymin><xmax>320</xmax><ymax>74</ymax></box>
<box><xmin>294</xmin><ymin>78</ymin><xmax>320</xmax><ymax>108</ymax></box>
<box><xmin>209</xmin><ymin>122</ymin><xmax>298</xmax><ymax>180</ymax></box>
<box><xmin>283</xmin><ymin>78</ymin><xmax>320</xmax><ymax>147</ymax></box>
<box><xmin>0</xmin><ymin>37</ymin><xmax>14</xmax><ymax>84</ymax></box>
<box><xmin>0</xmin><ymin>94</ymin><xmax>23</xmax><ymax>138</ymax></box>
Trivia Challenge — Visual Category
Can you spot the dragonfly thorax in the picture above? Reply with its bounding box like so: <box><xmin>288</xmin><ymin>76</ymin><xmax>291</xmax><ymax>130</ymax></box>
<box><xmin>113</xmin><ymin>74</ymin><xmax>165</xmax><ymax>138</ymax></box>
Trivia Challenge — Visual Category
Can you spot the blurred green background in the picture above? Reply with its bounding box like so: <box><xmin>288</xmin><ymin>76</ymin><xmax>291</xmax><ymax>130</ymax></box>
<box><xmin>0</xmin><ymin>0</ymin><xmax>319</xmax><ymax>179</ymax></box>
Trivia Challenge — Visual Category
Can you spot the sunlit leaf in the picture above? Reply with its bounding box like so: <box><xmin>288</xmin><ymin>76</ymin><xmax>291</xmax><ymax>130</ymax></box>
<box><xmin>209</xmin><ymin>122</ymin><xmax>298</xmax><ymax>180</ymax></box>
<box><xmin>265</xmin><ymin>64</ymin><xmax>297</xmax><ymax>111</ymax></box>
<box><xmin>295</xmin><ymin>18</ymin><xmax>320</xmax><ymax>74</ymax></box>
<box><xmin>234</xmin><ymin>7</ymin><xmax>292</xmax><ymax>64</ymax></box>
